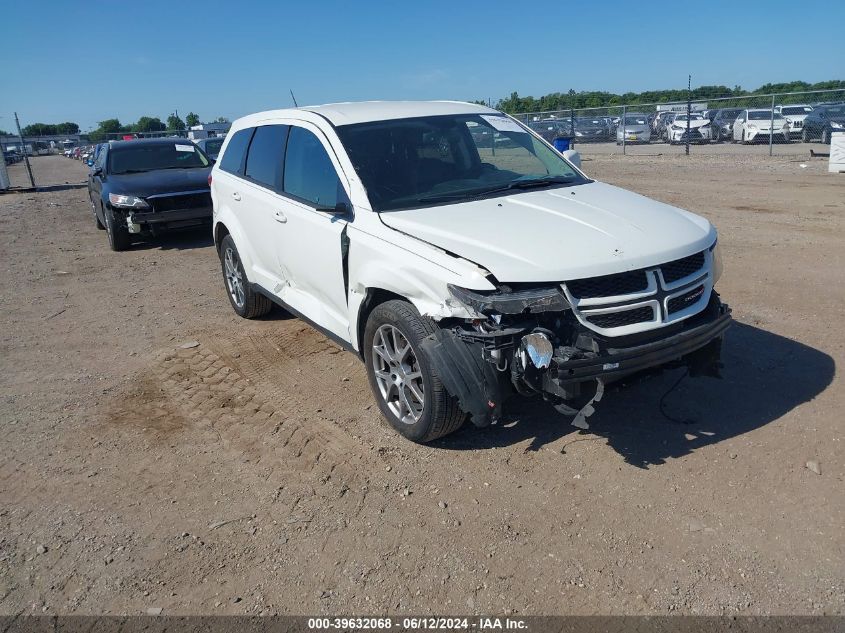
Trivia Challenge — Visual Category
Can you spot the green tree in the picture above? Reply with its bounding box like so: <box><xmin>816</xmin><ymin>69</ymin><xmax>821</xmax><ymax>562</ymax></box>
<box><xmin>22</xmin><ymin>123</ymin><xmax>57</xmax><ymax>136</ymax></box>
<box><xmin>88</xmin><ymin>118</ymin><xmax>128</xmax><ymax>142</ymax></box>
<box><xmin>131</xmin><ymin>117</ymin><xmax>166</xmax><ymax>134</ymax></box>
<box><xmin>0</xmin><ymin>129</ymin><xmax>10</xmax><ymax>136</ymax></box>
<box><xmin>167</xmin><ymin>113</ymin><xmax>185</xmax><ymax>131</ymax></box>
<box><xmin>55</xmin><ymin>122</ymin><xmax>80</xmax><ymax>135</ymax></box>
<box><xmin>216</xmin><ymin>116</ymin><xmax>229</xmax><ymax>123</ymax></box>
<box><xmin>185</xmin><ymin>112</ymin><xmax>200</xmax><ymax>127</ymax></box>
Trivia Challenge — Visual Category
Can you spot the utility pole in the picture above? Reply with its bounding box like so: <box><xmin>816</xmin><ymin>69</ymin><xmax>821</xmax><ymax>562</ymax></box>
<box><xmin>685</xmin><ymin>75</ymin><xmax>691</xmax><ymax>156</ymax></box>
<box><xmin>14</xmin><ymin>112</ymin><xmax>35</xmax><ymax>188</ymax></box>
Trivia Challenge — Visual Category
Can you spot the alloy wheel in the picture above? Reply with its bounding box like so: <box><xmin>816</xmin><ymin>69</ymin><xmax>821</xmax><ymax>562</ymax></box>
<box><xmin>223</xmin><ymin>246</ymin><xmax>245</xmax><ymax>309</ymax></box>
<box><xmin>371</xmin><ymin>324</ymin><xmax>425</xmax><ymax>425</ymax></box>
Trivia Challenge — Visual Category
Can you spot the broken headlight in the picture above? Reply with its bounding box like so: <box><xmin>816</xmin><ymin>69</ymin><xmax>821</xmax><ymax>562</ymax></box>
<box><xmin>108</xmin><ymin>193</ymin><xmax>150</xmax><ymax>209</ymax></box>
<box><xmin>447</xmin><ymin>284</ymin><xmax>570</xmax><ymax>316</ymax></box>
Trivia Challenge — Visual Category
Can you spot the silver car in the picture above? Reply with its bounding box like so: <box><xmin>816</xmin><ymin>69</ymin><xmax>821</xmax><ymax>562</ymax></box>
<box><xmin>616</xmin><ymin>113</ymin><xmax>652</xmax><ymax>144</ymax></box>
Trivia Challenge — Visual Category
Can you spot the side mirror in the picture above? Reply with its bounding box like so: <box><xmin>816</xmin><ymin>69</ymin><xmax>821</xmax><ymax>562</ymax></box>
<box><xmin>562</xmin><ymin>149</ymin><xmax>581</xmax><ymax>169</ymax></box>
<box><xmin>317</xmin><ymin>201</ymin><xmax>351</xmax><ymax>215</ymax></box>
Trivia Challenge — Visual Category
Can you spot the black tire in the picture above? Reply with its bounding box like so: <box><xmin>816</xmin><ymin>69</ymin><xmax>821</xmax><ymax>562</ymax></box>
<box><xmin>822</xmin><ymin>129</ymin><xmax>830</xmax><ymax>145</ymax></box>
<box><xmin>218</xmin><ymin>234</ymin><xmax>272</xmax><ymax>319</ymax></box>
<box><xmin>363</xmin><ymin>300</ymin><xmax>465</xmax><ymax>443</ymax></box>
<box><xmin>104</xmin><ymin>206</ymin><xmax>131</xmax><ymax>251</ymax></box>
<box><xmin>802</xmin><ymin>128</ymin><xmax>810</xmax><ymax>143</ymax></box>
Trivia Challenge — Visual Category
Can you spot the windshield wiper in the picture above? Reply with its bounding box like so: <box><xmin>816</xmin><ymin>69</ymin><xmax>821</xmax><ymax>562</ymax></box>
<box><xmin>416</xmin><ymin>177</ymin><xmax>576</xmax><ymax>204</ymax></box>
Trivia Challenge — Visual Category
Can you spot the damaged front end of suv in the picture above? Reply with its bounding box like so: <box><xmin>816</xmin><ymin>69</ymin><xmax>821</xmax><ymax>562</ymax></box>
<box><xmin>421</xmin><ymin>243</ymin><xmax>731</xmax><ymax>429</ymax></box>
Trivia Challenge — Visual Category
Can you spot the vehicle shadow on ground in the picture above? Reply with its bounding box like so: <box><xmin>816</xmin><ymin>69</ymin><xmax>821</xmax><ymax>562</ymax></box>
<box><xmin>129</xmin><ymin>228</ymin><xmax>214</xmax><ymax>251</ymax></box>
<box><xmin>436</xmin><ymin>322</ymin><xmax>835</xmax><ymax>468</ymax></box>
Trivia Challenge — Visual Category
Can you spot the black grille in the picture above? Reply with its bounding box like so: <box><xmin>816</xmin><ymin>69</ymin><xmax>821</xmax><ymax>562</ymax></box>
<box><xmin>567</xmin><ymin>270</ymin><xmax>648</xmax><ymax>299</ymax></box>
<box><xmin>585</xmin><ymin>306</ymin><xmax>654</xmax><ymax>328</ymax></box>
<box><xmin>660</xmin><ymin>251</ymin><xmax>705</xmax><ymax>283</ymax></box>
<box><xmin>149</xmin><ymin>192</ymin><xmax>212</xmax><ymax>213</ymax></box>
<box><xmin>667</xmin><ymin>285</ymin><xmax>706</xmax><ymax>314</ymax></box>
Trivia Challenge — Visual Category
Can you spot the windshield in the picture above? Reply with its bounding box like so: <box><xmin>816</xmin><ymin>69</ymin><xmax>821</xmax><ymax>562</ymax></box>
<box><xmin>109</xmin><ymin>142</ymin><xmax>209</xmax><ymax>174</ymax></box>
<box><xmin>822</xmin><ymin>105</ymin><xmax>845</xmax><ymax>116</ymax></box>
<box><xmin>780</xmin><ymin>106</ymin><xmax>812</xmax><ymax>115</ymax></box>
<box><xmin>718</xmin><ymin>109</ymin><xmax>742</xmax><ymax>120</ymax></box>
<box><xmin>673</xmin><ymin>114</ymin><xmax>704</xmax><ymax>122</ymax></box>
<box><xmin>575</xmin><ymin>119</ymin><xmax>605</xmax><ymax>128</ymax></box>
<box><xmin>623</xmin><ymin>116</ymin><xmax>648</xmax><ymax>125</ymax></box>
<box><xmin>748</xmin><ymin>111</ymin><xmax>783</xmax><ymax>120</ymax></box>
<box><xmin>203</xmin><ymin>138</ymin><xmax>224</xmax><ymax>155</ymax></box>
<box><xmin>336</xmin><ymin>114</ymin><xmax>588</xmax><ymax>212</ymax></box>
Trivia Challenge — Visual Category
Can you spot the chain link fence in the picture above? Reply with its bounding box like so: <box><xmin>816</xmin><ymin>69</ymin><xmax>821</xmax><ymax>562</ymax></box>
<box><xmin>513</xmin><ymin>88</ymin><xmax>845</xmax><ymax>158</ymax></box>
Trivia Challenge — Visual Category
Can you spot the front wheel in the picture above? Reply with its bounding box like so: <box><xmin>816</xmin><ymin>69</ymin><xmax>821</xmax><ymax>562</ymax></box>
<box><xmin>104</xmin><ymin>207</ymin><xmax>131</xmax><ymax>251</ymax></box>
<box><xmin>822</xmin><ymin>129</ymin><xmax>830</xmax><ymax>144</ymax></box>
<box><xmin>363</xmin><ymin>300</ymin><xmax>465</xmax><ymax>443</ymax></box>
<box><xmin>802</xmin><ymin>128</ymin><xmax>811</xmax><ymax>143</ymax></box>
<box><xmin>219</xmin><ymin>234</ymin><xmax>272</xmax><ymax>318</ymax></box>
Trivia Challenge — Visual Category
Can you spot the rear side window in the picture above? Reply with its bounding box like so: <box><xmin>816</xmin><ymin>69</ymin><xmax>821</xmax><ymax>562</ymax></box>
<box><xmin>283</xmin><ymin>127</ymin><xmax>343</xmax><ymax>208</ymax></box>
<box><xmin>218</xmin><ymin>128</ymin><xmax>253</xmax><ymax>175</ymax></box>
<box><xmin>244</xmin><ymin>125</ymin><xmax>289</xmax><ymax>190</ymax></box>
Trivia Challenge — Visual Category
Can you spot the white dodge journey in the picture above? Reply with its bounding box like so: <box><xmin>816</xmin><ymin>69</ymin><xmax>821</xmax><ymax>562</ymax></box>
<box><xmin>210</xmin><ymin>101</ymin><xmax>730</xmax><ymax>443</ymax></box>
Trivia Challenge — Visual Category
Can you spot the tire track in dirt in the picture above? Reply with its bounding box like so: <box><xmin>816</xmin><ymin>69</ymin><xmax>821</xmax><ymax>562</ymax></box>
<box><xmin>103</xmin><ymin>325</ymin><xmax>376</xmax><ymax>491</ymax></box>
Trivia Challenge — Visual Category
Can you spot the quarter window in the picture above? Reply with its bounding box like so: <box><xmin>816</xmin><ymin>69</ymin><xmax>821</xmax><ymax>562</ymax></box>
<box><xmin>218</xmin><ymin>127</ymin><xmax>254</xmax><ymax>175</ymax></box>
<box><xmin>244</xmin><ymin>125</ymin><xmax>289</xmax><ymax>190</ymax></box>
<box><xmin>283</xmin><ymin>127</ymin><xmax>343</xmax><ymax>208</ymax></box>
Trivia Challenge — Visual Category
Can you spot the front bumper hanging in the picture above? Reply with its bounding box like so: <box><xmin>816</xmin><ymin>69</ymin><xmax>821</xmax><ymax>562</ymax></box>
<box><xmin>421</xmin><ymin>299</ymin><xmax>731</xmax><ymax>428</ymax></box>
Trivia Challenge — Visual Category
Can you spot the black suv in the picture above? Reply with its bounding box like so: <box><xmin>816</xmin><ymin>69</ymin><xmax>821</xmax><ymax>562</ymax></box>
<box><xmin>87</xmin><ymin>138</ymin><xmax>213</xmax><ymax>251</ymax></box>
<box><xmin>801</xmin><ymin>104</ymin><xmax>845</xmax><ymax>144</ymax></box>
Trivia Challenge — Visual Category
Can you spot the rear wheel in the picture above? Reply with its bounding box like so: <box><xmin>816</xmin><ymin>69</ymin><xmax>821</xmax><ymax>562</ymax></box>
<box><xmin>363</xmin><ymin>300</ymin><xmax>465</xmax><ymax>443</ymax></box>
<box><xmin>219</xmin><ymin>234</ymin><xmax>272</xmax><ymax>319</ymax></box>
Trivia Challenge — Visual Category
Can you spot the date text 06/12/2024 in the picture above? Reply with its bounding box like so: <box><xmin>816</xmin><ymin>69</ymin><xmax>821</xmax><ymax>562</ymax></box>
<box><xmin>306</xmin><ymin>616</ymin><xmax>528</xmax><ymax>630</ymax></box>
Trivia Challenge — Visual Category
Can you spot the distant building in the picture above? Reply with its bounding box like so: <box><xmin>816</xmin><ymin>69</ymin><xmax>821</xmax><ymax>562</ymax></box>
<box><xmin>1</xmin><ymin>133</ymin><xmax>82</xmax><ymax>152</ymax></box>
<box><xmin>187</xmin><ymin>122</ymin><xmax>231</xmax><ymax>140</ymax></box>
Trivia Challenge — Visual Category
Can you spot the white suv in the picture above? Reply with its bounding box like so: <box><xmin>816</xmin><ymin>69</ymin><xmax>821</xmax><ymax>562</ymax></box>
<box><xmin>210</xmin><ymin>101</ymin><xmax>730</xmax><ymax>443</ymax></box>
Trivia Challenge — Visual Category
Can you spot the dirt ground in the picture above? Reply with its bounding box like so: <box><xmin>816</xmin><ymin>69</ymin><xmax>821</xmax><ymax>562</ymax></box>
<box><xmin>0</xmin><ymin>154</ymin><xmax>842</xmax><ymax>617</ymax></box>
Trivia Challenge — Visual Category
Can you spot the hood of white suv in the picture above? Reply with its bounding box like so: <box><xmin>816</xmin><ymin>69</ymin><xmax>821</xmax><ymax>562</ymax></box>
<box><xmin>379</xmin><ymin>181</ymin><xmax>716</xmax><ymax>282</ymax></box>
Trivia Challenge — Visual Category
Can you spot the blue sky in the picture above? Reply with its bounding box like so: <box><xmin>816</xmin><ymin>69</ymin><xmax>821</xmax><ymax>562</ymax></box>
<box><xmin>2</xmin><ymin>0</ymin><xmax>843</xmax><ymax>131</ymax></box>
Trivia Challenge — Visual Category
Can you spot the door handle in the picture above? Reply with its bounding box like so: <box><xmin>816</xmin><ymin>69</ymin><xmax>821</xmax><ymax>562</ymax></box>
<box><xmin>274</xmin><ymin>210</ymin><xmax>287</xmax><ymax>223</ymax></box>
<box><xmin>232</xmin><ymin>192</ymin><xmax>241</xmax><ymax>201</ymax></box>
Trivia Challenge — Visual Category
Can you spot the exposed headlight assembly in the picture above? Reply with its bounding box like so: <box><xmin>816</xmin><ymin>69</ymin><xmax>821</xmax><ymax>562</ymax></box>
<box><xmin>448</xmin><ymin>284</ymin><xmax>570</xmax><ymax>316</ymax></box>
<box><xmin>108</xmin><ymin>193</ymin><xmax>150</xmax><ymax>209</ymax></box>
<box><xmin>831</xmin><ymin>122</ymin><xmax>844</xmax><ymax>129</ymax></box>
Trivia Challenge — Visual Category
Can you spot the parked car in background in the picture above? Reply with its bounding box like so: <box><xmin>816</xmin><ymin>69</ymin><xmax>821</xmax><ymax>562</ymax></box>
<box><xmin>573</xmin><ymin>118</ymin><xmax>610</xmax><ymax>142</ymax></box>
<box><xmin>710</xmin><ymin>108</ymin><xmax>743</xmax><ymax>142</ymax></box>
<box><xmin>652</xmin><ymin>111</ymin><xmax>676</xmax><ymax>141</ymax></box>
<box><xmin>616</xmin><ymin>113</ymin><xmax>651</xmax><ymax>144</ymax></box>
<box><xmin>194</xmin><ymin>136</ymin><xmax>226</xmax><ymax>160</ymax></box>
<box><xmin>528</xmin><ymin>120</ymin><xmax>573</xmax><ymax>143</ymax></box>
<box><xmin>87</xmin><ymin>138</ymin><xmax>213</xmax><ymax>251</ymax></box>
<box><xmin>800</xmin><ymin>104</ymin><xmax>845</xmax><ymax>144</ymax></box>
<box><xmin>732</xmin><ymin>109</ymin><xmax>789</xmax><ymax>144</ymax></box>
<box><xmin>665</xmin><ymin>113</ymin><xmax>712</xmax><ymax>144</ymax></box>
<box><xmin>775</xmin><ymin>104</ymin><xmax>813</xmax><ymax>138</ymax></box>
<box><xmin>210</xmin><ymin>101</ymin><xmax>730</xmax><ymax>443</ymax></box>
<box><xmin>4</xmin><ymin>149</ymin><xmax>23</xmax><ymax>164</ymax></box>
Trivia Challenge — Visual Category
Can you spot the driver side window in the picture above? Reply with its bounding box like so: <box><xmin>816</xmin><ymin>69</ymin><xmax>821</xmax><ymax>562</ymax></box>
<box><xmin>283</xmin><ymin>126</ymin><xmax>345</xmax><ymax>209</ymax></box>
